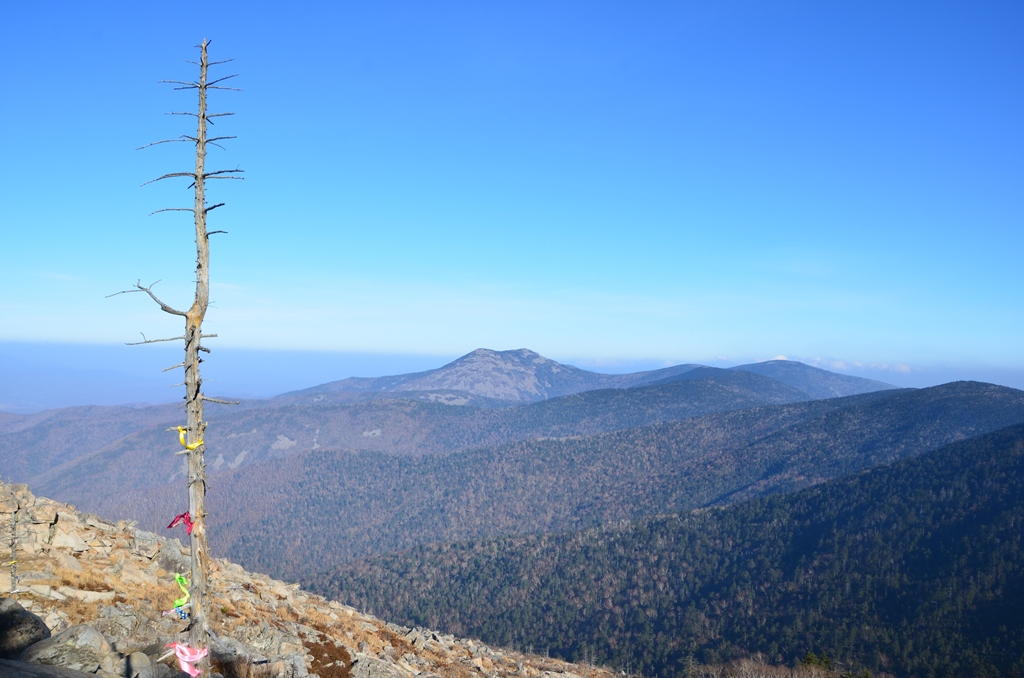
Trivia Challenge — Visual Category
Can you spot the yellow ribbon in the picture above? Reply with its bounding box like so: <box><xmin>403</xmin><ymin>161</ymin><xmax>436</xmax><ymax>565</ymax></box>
<box><xmin>176</xmin><ymin>427</ymin><xmax>203</xmax><ymax>450</ymax></box>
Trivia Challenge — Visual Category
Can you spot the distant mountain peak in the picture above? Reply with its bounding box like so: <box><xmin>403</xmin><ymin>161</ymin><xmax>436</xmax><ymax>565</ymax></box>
<box><xmin>730</xmin><ymin>359</ymin><xmax>896</xmax><ymax>399</ymax></box>
<box><xmin>395</xmin><ymin>348</ymin><xmax>580</xmax><ymax>401</ymax></box>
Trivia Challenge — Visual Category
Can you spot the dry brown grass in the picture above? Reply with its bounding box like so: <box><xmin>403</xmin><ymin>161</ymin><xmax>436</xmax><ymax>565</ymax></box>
<box><xmin>56</xmin><ymin>565</ymin><xmax>114</xmax><ymax>592</ymax></box>
<box><xmin>306</xmin><ymin>640</ymin><xmax>353</xmax><ymax>678</ymax></box>
<box><xmin>53</xmin><ymin>596</ymin><xmax>106</xmax><ymax>624</ymax></box>
<box><xmin>298</xmin><ymin>607</ymin><xmax>337</xmax><ymax>634</ymax></box>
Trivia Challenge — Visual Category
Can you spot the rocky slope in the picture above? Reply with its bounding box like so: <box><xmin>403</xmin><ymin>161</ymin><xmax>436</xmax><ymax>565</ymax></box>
<box><xmin>0</xmin><ymin>481</ymin><xmax>612</xmax><ymax>678</ymax></box>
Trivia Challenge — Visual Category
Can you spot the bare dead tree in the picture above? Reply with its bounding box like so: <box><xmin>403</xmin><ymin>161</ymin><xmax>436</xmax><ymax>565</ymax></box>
<box><xmin>5</xmin><ymin>483</ymin><xmax>19</xmax><ymax>596</ymax></box>
<box><xmin>110</xmin><ymin>39</ymin><xmax>242</xmax><ymax>663</ymax></box>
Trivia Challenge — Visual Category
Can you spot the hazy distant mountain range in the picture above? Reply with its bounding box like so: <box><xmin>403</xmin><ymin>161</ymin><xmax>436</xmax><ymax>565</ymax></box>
<box><xmin>278</xmin><ymin>348</ymin><xmax>895</xmax><ymax>406</ymax></box>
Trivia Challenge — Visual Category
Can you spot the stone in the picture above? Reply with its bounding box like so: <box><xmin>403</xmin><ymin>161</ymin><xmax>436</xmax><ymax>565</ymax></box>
<box><xmin>99</xmin><ymin>652</ymin><xmax>123</xmax><ymax>674</ymax></box>
<box><xmin>27</xmin><ymin>585</ymin><xmax>67</xmax><ymax>601</ymax></box>
<box><xmin>21</xmin><ymin>623</ymin><xmax>111</xmax><ymax>673</ymax></box>
<box><xmin>0</xmin><ymin>598</ymin><xmax>51</xmax><ymax>660</ymax></box>
<box><xmin>22</xmin><ymin>523</ymin><xmax>52</xmax><ymax>545</ymax></box>
<box><xmin>348</xmin><ymin>654</ymin><xmax>411</xmax><ymax>678</ymax></box>
<box><xmin>25</xmin><ymin>505</ymin><xmax>58</xmax><ymax>525</ymax></box>
<box><xmin>0</xmin><ymin>657</ymin><xmax>96</xmax><ymax>677</ymax></box>
<box><xmin>130</xmin><ymin>532</ymin><xmax>160</xmax><ymax>559</ymax></box>
<box><xmin>52</xmin><ymin>552</ymin><xmax>83</xmax><ymax>573</ymax></box>
<box><xmin>17</xmin><ymin>572</ymin><xmax>55</xmax><ymax>585</ymax></box>
<box><xmin>98</xmin><ymin>650</ymin><xmax>150</xmax><ymax>677</ymax></box>
<box><xmin>50</xmin><ymin>531</ymin><xmax>89</xmax><ymax>553</ymax></box>
<box><xmin>83</xmin><ymin>516</ymin><xmax>115</xmax><ymax>533</ymax></box>
<box><xmin>116</xmin><ymin>563</ymin><xmax>158</xmax><ymax>587</ymax></box>
<box><xmin>40</xmin><ymin>611</ymin><xmax>69</xmax><ymax>635</ymax></box>
<box><xmin>153</xmin><ymin>540</ymin><xmax>190</xmax><ymax>574</ymax></box>
<box><xmin>56</xmin><ymin>587</ymin><xmax>115</xmax><ymax>604</ymax></box>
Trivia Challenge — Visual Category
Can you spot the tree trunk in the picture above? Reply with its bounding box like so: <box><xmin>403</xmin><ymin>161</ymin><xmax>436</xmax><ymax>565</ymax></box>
<box><xmin>184</xmin><ymin>38</ymin><xmax>212</xmax><ymax>666</ymax></box>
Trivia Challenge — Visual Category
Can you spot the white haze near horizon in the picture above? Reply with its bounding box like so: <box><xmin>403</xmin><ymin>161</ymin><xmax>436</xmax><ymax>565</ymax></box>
<box><xmin>2</xmin><ymin>341</ymin><xmax>1022</xmax><ymax>415</ymax></box>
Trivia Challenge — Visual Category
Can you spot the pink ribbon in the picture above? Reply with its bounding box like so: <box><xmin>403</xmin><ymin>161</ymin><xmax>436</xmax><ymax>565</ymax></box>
<box><xmin>167</xmin><ymin>512</ymin><xmax>195</xmax><ymax>535</ymax></box>
<box><xmin>166</xmin><ymin>642</ymin><xmax>208</xmax><ymax>677</ymax></box>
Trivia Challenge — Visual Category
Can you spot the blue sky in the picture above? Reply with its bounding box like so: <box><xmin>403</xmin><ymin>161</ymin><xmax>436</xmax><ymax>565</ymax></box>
<box><xmin>1</xmin><ymin>1</ymin><xmax>1022</xmax><ymax>406</ymax></box>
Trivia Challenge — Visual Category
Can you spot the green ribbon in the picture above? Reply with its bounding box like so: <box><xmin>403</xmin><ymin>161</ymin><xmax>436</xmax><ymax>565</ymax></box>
<box><xmin>174</xmin><ymin>572</ymin><xmax>190</xmax><ymax>608</ymax></box>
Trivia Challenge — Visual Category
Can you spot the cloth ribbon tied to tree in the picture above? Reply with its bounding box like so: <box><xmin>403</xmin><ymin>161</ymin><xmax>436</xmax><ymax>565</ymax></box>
<box><xmin>165</xmin><ymin>642</ymin><xmax>208</xmax><ymax>677</ymax></box>
<box><xmin>162</xmin><ymin>606</ymin><xmax>188</xmax><ymax>620</ymax></box>
<box><xmin>173</xmin><ymin>572</ymin><xmax>190</xmax><ymax>608</ymax></box>
<box><xmin>176</xmin><ymin>426</ymin><xmax>204</xmax><ymax>450</ymax></box>
<box><xmin>167</xmin><ymin>512</ymin><xmax>195</xmax><ymax>535</ymax></box>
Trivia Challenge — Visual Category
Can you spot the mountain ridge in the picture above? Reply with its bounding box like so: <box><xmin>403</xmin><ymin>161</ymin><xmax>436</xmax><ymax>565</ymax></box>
<box><xmin>279</xmin><ymin>348</ymin><xmax>895</xmax><ymax>405</ymax></box>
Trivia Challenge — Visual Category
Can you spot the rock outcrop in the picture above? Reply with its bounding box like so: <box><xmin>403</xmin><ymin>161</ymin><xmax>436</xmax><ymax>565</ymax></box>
<box><xmin>0</xmin><ymin>597</ymin><xmax>50</xmax><ymax>659</ymax></box>
<box><xmin>1</xmin><ymin>481</ymin><xmax>609</xmax><ymax>678</ymax></box>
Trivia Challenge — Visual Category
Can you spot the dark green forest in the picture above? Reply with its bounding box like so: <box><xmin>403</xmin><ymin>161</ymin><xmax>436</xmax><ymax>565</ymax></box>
<box><xmin>312</xmin><ymin>423</ymin><xmax>1024</xmax><ymax>678</ymax></box>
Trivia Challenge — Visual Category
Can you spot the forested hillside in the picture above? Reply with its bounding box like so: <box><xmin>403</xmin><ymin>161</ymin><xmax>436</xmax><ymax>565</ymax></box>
<box><xmin>313</xmin><ymin>423</ymin><xmax>1024</xmax><ymax>678</ymax></box>
<box><xmin>105</xmin><ymin>381</ymin><xmax>1024</xmax><ymax>583</ymax></box>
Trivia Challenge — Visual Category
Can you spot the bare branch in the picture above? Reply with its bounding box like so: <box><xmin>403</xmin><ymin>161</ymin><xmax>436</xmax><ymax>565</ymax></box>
<box><xmin>208</xmin><ymin>59</ymin><xmax>235</xmax><ymax>66</ymax></box>
<box><xmin>200</xmin><ymin>334</ymin><xmax>218</xmax><ymax>339</ymax></box>
<box><xmin>142</xmin><ymin>172</ymin><xmax>195</xmax><ymax>187</ymax></box>
<box><xmin>207</xmin><ymin>230</ymin><xmax>228</xmax><ymax>236</ymax></box>
<box><xmin>207</xmin><ymin>112</ymin><xmax>235</xmax><ymax>118</ymax></box>
<box><xmin>206</xmin><ymin>176</ymin><xmax>244</xmax><ymax>181</ymax></box>
<box><xmin>126</xmin><ymin>335</ymin><xmax>186</xmax><ymax>346</ymax></box>
<box><xmin>204</xmin><ymin>203</ymin><xmax>225</xmax><ymax>213</ymax></box>
<box><xmin>136</xmin><ymin>137</ymin><xmax>192</xmax><ymax>150</ymax></box>
<box><xmin>169</xmin><ymin>382</ymin><xmax>185</xmax><ymax>388</ymax></box>
<box><xmin>110</xmin><ymin>279</ymin><xmax>188</xmax><ymax>316</ymax></box>
<box><xmin>203</xmin><ymin>169</ymin><xmax>243</xmax><ymax>178</ymax></box>
<box><xmin>206</xmin><ymin>136</ymin><xmax>236</xmax><ymax>143</ymax></box>
<box><xmin>150</xmin><ymin>207</ymin><xmax>194</xmax><ymax>216</ymax></box>
<box><xmin>207</xmin><ymin>86</ymin><xmax>243</xmax><ymax>92</ymax></box>
<box><xmin>201</xmin><ymin>395</ymin><xmax>240</xmax><ymax>405</ymax></box>
<box><xmin>208</xmin><ymin>74</ymin><xmax>239</xmax><ymax>86</ymax></box>
<box><xmin>162</xmin><ymin>362</ymin><xmax>186</xmax><ymax>373</ymax></box>
<box><xmin>167</xmin><ymin>112</ymin><xmax>199</xmax><ymax>117</ymax></box>
<box><xmin>159</xmin><ymin>79</ymin><xmax>199</xmax><ymax>87</ymax></box>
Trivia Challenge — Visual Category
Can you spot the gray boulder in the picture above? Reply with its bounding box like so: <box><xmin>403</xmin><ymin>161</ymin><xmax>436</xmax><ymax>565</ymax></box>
<box><xmin>99</xmin><ymin>650</ymin><xmax>151</xmax><ymax>678</ymax></box>
<box><xmin>0</xmin><ymin>658</ymin><xmax>95</xmax><ymax>677</ymax></box>
<box><xmin>154</xmin><ymin>540</ymin><xmax>190</xmax><ymax>574</ymax></box>
<box><xmin>20</xmin><ymin>624</ymin><xmax>110</xmax><ymax>673</ymax></box>
<box><xmin>348</xmin><ymin>653</ymin><xmax>408</xmax><ymax>678</ymax></box>
<box><xmin>0</xmin><ymin>598</ymin><xmax>51</xmax><ymax>659</ymax></box>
